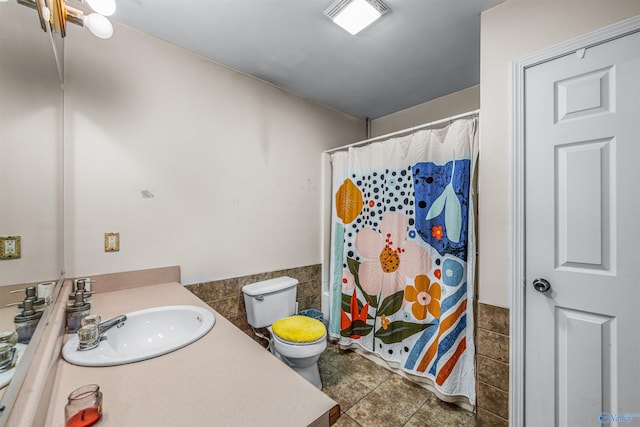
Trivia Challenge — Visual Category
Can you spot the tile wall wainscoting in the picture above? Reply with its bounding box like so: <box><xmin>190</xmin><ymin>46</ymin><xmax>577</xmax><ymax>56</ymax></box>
<box><xmin>476</xmin><ymin>303</ymin><xmax>509</xmax><ymax>427</ymax></box>
<box><xmin>185</xmin><ymin>264</ymin><xmax>322</xmax><ymax>339</ymax></box>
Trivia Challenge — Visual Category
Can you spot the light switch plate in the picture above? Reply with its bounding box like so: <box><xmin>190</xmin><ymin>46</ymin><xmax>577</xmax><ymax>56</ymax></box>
<box><xmin>104</xmin><ymin>232</ymin><xmax>120</xmax><ymax>252</ymax></box>
<box><xmin>0</xmin><ymin>236</ymin><xmax>21</xmax><ymax>259</ymax></box>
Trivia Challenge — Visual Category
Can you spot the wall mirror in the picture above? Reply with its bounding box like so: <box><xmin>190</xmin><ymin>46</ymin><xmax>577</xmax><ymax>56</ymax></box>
<box><xmin>0</xmin><ymin>0</ymin><xmax>64</xmax><ymax>420</ymax></box>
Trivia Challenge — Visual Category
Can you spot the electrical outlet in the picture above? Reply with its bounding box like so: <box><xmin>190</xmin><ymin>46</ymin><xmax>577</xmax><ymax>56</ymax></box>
<box><xmin>104</xmin><ymin>232</ymin><xmax>120</xmax><ymax>252</ymax></box>
<box><xmin>0</xmin><ymin>236</ymin><xmax>21</xmax><ymax>259</ymax></box>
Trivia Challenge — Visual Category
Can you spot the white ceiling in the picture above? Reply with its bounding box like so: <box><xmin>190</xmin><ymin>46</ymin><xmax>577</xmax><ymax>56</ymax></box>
<box><xmin>112</xmin><ymin>0</ymin><xmax>502</xmax><ymax>119</ymax></box>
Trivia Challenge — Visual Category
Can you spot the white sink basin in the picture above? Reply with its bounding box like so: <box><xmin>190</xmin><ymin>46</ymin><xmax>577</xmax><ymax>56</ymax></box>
<box><xmin>62</xmin><ymin>305</ymin><xmax>215</xmax><ymax>367</ymax></box>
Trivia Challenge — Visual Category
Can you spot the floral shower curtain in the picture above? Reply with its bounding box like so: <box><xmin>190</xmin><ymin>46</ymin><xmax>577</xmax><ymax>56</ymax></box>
<box><xmin>328</xmin><ymin>118</ymin><xmax>478</xmax><ymax>404</ymax></box>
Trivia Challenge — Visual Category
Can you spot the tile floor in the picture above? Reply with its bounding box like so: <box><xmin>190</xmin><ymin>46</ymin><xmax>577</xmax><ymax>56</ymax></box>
<box><xmin>319</xmin><ymin>342</ymin><xmax>476</xmax><ymax>427</ymax></box>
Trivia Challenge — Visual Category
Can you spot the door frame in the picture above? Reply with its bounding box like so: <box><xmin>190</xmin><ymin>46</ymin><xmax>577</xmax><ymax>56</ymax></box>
<box><xmin>510</xmin><ymin>15</ymin><xmax>640</xmax><ymax>426</ymax></box>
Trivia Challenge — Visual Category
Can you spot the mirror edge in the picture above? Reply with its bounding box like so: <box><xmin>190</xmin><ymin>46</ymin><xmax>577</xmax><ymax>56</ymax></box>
<box><xmin>0</xmin><ymin>274</ymin><xmax>65</xmax><ymax>427</ymax></box>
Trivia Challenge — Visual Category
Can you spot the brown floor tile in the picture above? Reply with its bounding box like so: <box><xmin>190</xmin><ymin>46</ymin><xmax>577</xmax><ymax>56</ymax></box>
<box><xmin>320</xmin><ymin>342</ymin><xmax>477</xmax><ymax>427</ymax></box>
<box><xmin>340</xmin><ymin>352</ymin><xmax>392</xmax><ymax>389</ymax></box>
<box><xmin>322</xmin><ymin>372</ymin><xmax>372</xmax><ymax>413</ymax></box>
<box><xmin>373</xmin><ymin>375</ymin><xmax>432</xmax><ymax>415</ymax></box>
<box><xmin>409</xmin><ymin>394</ymin><xmax>476</xmax><ymax>427</ymax></box>
<box><xmin>346</xmin><ymin>391</ymin><xmax>415</xmax><ymax>427</ymax></box>
<box><xmin>333</xmin><ymin>413</ymin><xmax>361</xmax><ymax>427</ymax></box>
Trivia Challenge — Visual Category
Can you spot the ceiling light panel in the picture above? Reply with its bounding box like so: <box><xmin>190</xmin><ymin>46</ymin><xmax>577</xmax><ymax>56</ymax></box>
<box><xmin>324</xmin><ymin>0</ymin><xmax>390</xmax><ymax>35</ymax></box>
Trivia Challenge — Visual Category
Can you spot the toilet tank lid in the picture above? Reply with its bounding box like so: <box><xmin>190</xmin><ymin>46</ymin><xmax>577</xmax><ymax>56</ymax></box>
<box><xmin>242</xmin><ymin>276</ymin><xmax>299</xmax><ymax>296</ymax></box>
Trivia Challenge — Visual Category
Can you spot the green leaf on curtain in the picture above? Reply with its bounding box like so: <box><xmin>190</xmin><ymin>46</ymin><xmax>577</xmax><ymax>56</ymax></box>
<box><xmin>346</xmin><ymin>257</ymin><xmax>360</xmax><ymax>282</ymax></box>
<box><xmin>346</xmin><ymin>257</ymin><xmax>378</xmax><ymax>308</ymax></box>
<box><xmin>425</xmin><ymin>189</ymin><xmax>446</xmax><ymax>220</ymax></box>
<box><xmin>444</xmin><ymin>185</ymin><xmax>462</xmax><ymax>243</ymax></box>
<box><xmin>341</xmin><ymin>319</ymin><xmax>373</xmax><ymax>338</ymax></box>
<box><xmin>374</xmin><ymin>321</ymin><xmax>434</xmax><ymax>344</ymax></box>
<box><xmin>377</xmin><ymin>291</ymin><xmax>405</xmax><ymax>316</ymax></box>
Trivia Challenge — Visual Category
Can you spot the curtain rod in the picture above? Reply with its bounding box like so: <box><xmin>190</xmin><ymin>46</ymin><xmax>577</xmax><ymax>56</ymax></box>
<box><xmin>324</xmin><ymin>109</ymin><xmax>480</xmax><ymax>154</ymax></box>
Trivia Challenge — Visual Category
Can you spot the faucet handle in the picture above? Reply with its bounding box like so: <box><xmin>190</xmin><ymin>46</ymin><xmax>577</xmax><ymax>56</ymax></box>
<box><xmin>74</xmin><ymin>278</ymin><xmax>95</xmax><ymax>292</ymax></box>
<box><xmin>9</xmin><ymin>286</ymin><xmax>36</xmax><ymax>296</ymax></box>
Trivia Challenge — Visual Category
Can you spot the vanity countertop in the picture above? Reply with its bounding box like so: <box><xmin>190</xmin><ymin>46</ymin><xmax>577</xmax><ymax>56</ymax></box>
<box><xmin>45</xmin><ymin>282</ymin><xmax>337</xmax><ymax>426</ymax></box>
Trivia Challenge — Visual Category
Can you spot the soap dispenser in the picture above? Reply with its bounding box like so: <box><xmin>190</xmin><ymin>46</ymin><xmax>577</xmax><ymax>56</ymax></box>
<box><xmin>69</xmin><ymin>279</ymin><xmax>93</xmax><ymax>303</ymax></box>
<box><xmin>15</xmin><ymin>299</ymin><xmax>43</xmax><ymax>344</ymax></box>
<box><xmin>67</xmin><ymin>292</ymin><xmax>91</xmax><ymax>333</ymax></box>
<box><xmin>19</xmin><ymin>287</ymin><xmax>46</xmax><ymax>313</ymax></box>
<box><xmin>12</xmin><ymin>286</ymin><xmax>46</xmax><ymax>314</ymax></box>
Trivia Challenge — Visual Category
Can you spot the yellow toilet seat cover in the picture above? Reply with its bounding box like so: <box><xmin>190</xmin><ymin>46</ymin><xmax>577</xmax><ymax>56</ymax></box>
<box><xmin>272</xmin><ymin>315</ymin><xmax>326</xmax><ymax>343</ymax></box>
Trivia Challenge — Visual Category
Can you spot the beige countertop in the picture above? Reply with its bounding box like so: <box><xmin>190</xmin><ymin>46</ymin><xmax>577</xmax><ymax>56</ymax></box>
<box><xmin>45</xmin><ymin>282</ymin><xmax>337</xmax><ymax>426</ymax></box>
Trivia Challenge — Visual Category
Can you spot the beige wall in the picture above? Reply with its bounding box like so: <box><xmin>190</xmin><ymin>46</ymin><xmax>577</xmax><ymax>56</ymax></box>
<box><xmin>64</xmin><ymin>22</ymin><xmax>364</xmax><ymax>285</ymax></box>
<box><xmin>371</xmin><ymin>85</ymin><xmax>479</xmax><ymax>137</ymax></box>
<box><xmin>478</xmin><ymin>0</ymin><xmax>640</xmax><ymax>307</ymax></box>
<box><xmin>0</xmin><ymin>3</ymin><xmax>63</xmax><ymax>285</ymax></box>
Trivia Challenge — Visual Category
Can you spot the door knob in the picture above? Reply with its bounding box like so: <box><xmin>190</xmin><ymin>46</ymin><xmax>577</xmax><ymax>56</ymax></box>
<box><xmin>533</xmin><ymin>278</ymin><xmax>551</xmax><ymax>293</ymax></box>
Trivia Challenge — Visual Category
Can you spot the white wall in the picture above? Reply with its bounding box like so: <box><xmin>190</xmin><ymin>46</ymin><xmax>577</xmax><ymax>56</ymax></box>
<box><xmin>64</xmin><ymin>22</ymin><xmax>364</xmax><ymax>285</ymax></box>
<box><xmin>0</xmin><ymin>3</ymin><xmax>63</xmax><ymax>285</ymax></box>
<box><xmin>371</xmin><ymin>85</ymin><xmax>479</xmax><ymax>137</ymax></box>
<box><xmin>478</xmin><ymin>0</ymin><xmax>640</xmax><ymax>307</ymax></box>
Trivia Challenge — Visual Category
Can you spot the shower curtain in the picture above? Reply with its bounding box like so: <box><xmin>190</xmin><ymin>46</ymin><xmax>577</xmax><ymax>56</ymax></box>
<box><xmin>328</xmin><ymin>117</ymin><xmax>478</xmax><ymax>404</ymax></box>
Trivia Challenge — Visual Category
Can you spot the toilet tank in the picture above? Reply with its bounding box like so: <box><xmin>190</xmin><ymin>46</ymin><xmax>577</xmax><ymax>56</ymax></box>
<box><xmin>242</xmin><ymin>276</ymin><xmax>298</xmax><ymax>328</ymax></box>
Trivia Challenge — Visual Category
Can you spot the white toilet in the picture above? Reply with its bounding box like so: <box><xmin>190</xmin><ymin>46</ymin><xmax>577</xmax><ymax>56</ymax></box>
<box><xmin>242</xmin><ymin>276</ymin><xmax>327</xmax><ymax>389</ymax></box>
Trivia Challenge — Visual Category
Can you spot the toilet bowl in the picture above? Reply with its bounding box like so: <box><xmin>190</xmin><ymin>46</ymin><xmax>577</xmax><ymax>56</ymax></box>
<box><xmin>242</xmin><ymin>277</ymin><xmax>327</xmax><ymax>389</ymax></box>
<box><xmin>270</xmin><ymin>316</ymin><xmax>327</xmax><ymax>389</ymax></box>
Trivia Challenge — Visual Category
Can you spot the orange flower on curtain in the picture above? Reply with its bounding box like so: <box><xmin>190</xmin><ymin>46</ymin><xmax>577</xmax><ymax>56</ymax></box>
<box><xmin>341</xmin><ymin>291</ymin><xmax>370</xmax><ymax>339</ymax></box>
<box><xmin>431</xmin><ymin>225</ymin><xmax>444</xmax><ymax>241</ymax></box>
<box><xmin>405</xmin><ymin>275</ymin><xmax>441</xmax><ymax>320</ymax></box>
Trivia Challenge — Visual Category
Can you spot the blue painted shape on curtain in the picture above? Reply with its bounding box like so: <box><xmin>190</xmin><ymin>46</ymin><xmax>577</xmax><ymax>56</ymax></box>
<box><xmin>412</xmin><ymin>160</ymin><xmax>471</xmax><ymax>261</ymax></box>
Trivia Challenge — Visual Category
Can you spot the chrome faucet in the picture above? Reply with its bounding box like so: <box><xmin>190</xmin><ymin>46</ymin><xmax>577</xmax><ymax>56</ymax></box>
<box><xmin>98</xmin><ymin>315</ymin><xmax>127</xmax><ymax>336</ymax></box>
<box><xmin>77</xmin><ymin>315</ymin><xmax>127</xmax><ymax>351</ymax></box>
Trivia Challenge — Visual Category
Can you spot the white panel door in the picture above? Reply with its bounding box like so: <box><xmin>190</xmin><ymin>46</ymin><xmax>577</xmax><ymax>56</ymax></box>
<box><xmin>525</xmin><ymin>31</ymin><xmax>640</xmax><ymax>426</ymax></box>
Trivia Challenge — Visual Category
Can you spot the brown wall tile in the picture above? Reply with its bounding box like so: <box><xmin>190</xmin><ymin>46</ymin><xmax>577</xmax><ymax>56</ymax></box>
<box><xmin>228</xmin><ymin>314</ymin><xmax>249</xmax><ymax>331</ymax></box>
<box><xmin>478</xmin><ymin>303</ymin><xmax>509</xmax><ymax>335</ymax></box>
<box><xmin>477</xmin><ymin>382</ymin><xmax>509</xmax><ymax>420</ymax></box>
<box><xmin>206</xmin><ymin>296</ymin><xmax>239</xmax><ymax>317</ymax></box>
<box><xmin>477</xmin><ymin>408</ymin><xmax>508</xmax><ymax>427</ymax></box>
<box><xmin>476</xmin><ymin>329</ymin><xmax>509</xmax><ymax>364</ymax></box>
<box><xmin>477</xmin><ymin>355</ymin><xmax>509</xmax><ymax>392</ymax></box>
<box><xmin>287</xmin><ymin>265</ymin><xmax>312</xmax><ymax>282</ymax></box>
<box><xmin>475</xmin><ymin>303</ymin><xmax>511</xmax><ymax>424</ymax></box>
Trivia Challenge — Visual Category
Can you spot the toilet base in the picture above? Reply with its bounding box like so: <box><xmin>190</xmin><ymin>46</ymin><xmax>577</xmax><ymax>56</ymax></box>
<box><xmin>273</xmin><ymin>351</ymin><xmax>323</xmax><ymax>389</ymax></box>
<box><xmin>290</xmin><ymin>363</ymin><xmax>322</xmax><ymax>389</ymax></box>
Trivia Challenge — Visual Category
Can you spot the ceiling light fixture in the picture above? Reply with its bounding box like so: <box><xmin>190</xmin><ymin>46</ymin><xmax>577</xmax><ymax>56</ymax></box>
<box><xmin>324</xmin><ymin>0</ymin><xmax>390</xmax><ymax>35</ymax></box>
<box><xmin>17</xmin><ymin>0</ymin><xmax>116</xmax><ymax>39</ymax></box>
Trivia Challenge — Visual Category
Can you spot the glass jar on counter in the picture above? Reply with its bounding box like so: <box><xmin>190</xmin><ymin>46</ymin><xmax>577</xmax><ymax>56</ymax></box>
<box><xmin>65</xmin><ymin>384</ymin><xmax>103</xmax><ymax>427</ymax></box>
<box><xmin>66</xmin><ymin>292</ymin><xmax>91</xmax><ymax>333</ymax></box>
<box><xmin>14</xmin><ymin>299</ymin><xmax>42</xmax><ymax>344</ymax></box>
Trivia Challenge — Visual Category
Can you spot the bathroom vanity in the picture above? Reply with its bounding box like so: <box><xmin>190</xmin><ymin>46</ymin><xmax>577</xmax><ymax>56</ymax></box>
<box><xmin>6</xmin><ymin>269</ymin><xmax>338</xmax><ymax>426</ymax></box>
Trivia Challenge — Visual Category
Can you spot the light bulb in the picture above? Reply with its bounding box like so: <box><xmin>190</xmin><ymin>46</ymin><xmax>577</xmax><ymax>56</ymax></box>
<box><xmin>84</xmin><ymin>13</ymin><xmax>113</xmax><ymax>39</ymax></box>
<box><xmin>85</xmin><ymin>0</ymin><xmax>116</xmax><ymax>16</ymax></box>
